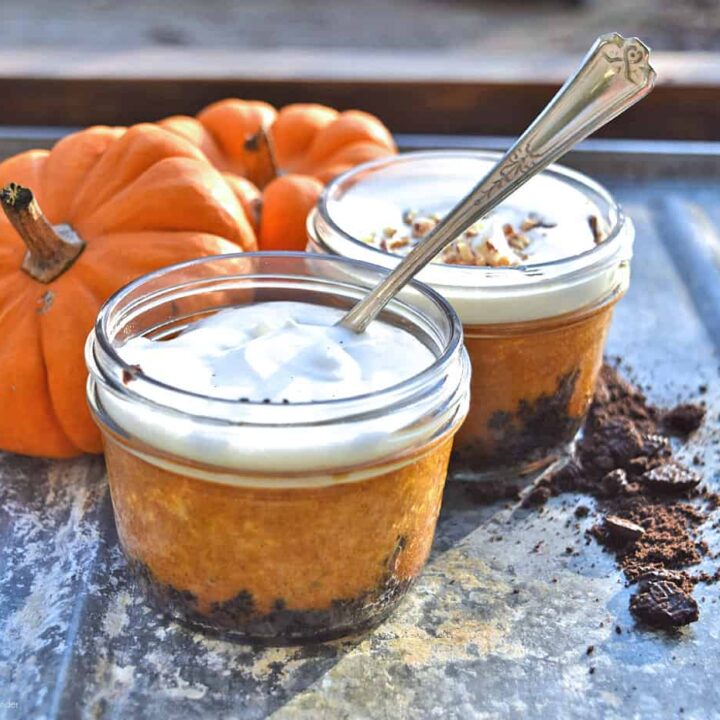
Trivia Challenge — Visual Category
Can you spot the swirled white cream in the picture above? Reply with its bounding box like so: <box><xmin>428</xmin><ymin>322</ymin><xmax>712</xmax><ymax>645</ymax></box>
<box><xmin>91</xmin><ymin>299</ymin><xmax>469</xmax><ymax>482</ymax></box>
<box><xmin>325</xmin><ymin>154</ymin><xmax>606</xmax><ymax>268</ymax></box>
<box><xmin>310</xmin><ymin>153</ymin><xmax>634</xmax><ymax>324</ymax></box>
<box><xmin>119</xmin><ymin>301</ymin><xmax>435</xmax><ymax>403</ymax></box>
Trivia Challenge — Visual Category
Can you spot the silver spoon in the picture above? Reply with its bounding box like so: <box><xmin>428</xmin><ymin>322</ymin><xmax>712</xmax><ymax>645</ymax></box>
<box><xmin>340</xmin><ymin>33</ymin><xmax>656</xmax><ymax>333</ymax></box>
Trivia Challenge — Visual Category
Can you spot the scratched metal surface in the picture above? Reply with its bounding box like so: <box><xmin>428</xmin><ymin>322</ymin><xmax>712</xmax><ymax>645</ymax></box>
<box><xmin>0</xmin><ymin>136</ymin><xmax>719</xmax><ymax>720</ymax></box>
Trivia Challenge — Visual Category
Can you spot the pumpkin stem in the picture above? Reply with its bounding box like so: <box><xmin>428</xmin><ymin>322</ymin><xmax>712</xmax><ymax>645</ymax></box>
<box><xmin>244</xmin><ymin>124</ymin><xmax>280</xmax><ymax>189</ymax></box>
<box><xmin>0</xmin><ymin>183</ymin><xmax>85</xmax><ymax>283</ymax></box>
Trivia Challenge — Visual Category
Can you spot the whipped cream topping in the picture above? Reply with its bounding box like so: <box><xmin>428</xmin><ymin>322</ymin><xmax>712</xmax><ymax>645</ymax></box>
<box><xmin>119</xmin><ymin>301</ymin><xmax>435</xmax><ymax>403</ymax></box>
<box><xmin>311</xmin><ymin>151</ymin><xmax>633</xmax><ymax>324</ymax></box>
<box><xmin>90</xmin><ymin>294</ymin><xmax>469</xmax><ymax>482</ymax></box>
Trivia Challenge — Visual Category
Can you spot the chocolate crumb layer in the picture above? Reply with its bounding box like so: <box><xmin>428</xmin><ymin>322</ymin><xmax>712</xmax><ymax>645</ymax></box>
<box><xmin>454</xmin><ymin>369</ymin><xmax>581</xmax><ymax>474</ymax></box>
<box><xmin>526</xmin><ymin>363</ymin><xmax>712</xmax><ymax>628</ymax></box>
<box><xmin>128</xmin><ymin>557</ymin><xmax>411</xmax><ymax>645</ymax></box>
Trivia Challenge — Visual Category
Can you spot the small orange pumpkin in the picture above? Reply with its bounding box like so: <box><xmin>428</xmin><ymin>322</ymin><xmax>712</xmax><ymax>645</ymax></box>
<box><xmin>0</xmin><ymin>123</ymin><xmax>257</xmax><ymax>458</ymax></box>
<box><xmin>269</xmin><ymin>103</ymin><xmax>396</xmax><ymax>183</ymax></box>
<box><xmin>160</xmin><ymin>99</ymin><xmax>396</xmax><ymax>251</ymax></box>
<box><xmin>160</xmin><ymin>100</ymin><xmax>278</xmax><ymax>188</ymax></box>
<box><xmin>162</xmin><ymin>100</ymin><xmax>396</xmax><ymax>187</ymax></box>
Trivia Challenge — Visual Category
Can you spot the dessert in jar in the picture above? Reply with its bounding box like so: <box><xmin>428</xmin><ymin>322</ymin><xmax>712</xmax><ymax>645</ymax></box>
<box><xmin>86</xmin><ymin>253</ymin><xmax>470</xmax><ymax>644</ymax></box>
<box><xmin>307</xmin><ymin>151</ymin><xmax>634</xmax><ymax>481</ymax></box>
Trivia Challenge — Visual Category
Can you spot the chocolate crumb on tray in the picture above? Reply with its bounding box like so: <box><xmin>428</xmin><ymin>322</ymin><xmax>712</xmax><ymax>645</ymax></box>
<box><xmin>523</xmin><ymin>362</ymin><xmax>713</xmax><ymax>629</ymax></box>
<box><xmin>632</xmin><ymin>567</ymin><xmax>693</xmax><ymax>593</ymax></box>
<box><xmin>663</xmin><ymin>403</ymin><xmax>706</xmax><ymax>437</ymax></box>
<box><xmin>640</xmin><ymin>462</ymin><xmax>702</xmax><ymax>495</ymax></box>
<box><xmin>629</xmin><ymin>580</ymin><xmax>699</xmax><ymax>628</ymax></box>
<box><xmin>603</xmin><ymin>515</ymin><xmax>645</xmax><ymax>544</ymax></box>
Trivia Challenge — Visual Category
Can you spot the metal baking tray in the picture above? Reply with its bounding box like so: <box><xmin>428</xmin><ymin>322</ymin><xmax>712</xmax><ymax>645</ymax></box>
<box><xmin>0</xmin><ymin>132</ymin><xmax>718</xmax><ymax>720</ymax></box>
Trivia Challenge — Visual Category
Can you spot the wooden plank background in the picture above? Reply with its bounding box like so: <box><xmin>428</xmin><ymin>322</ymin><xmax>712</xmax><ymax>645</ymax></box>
<box><xmin>0</xmin><ymin>49</ymin><xmax>718</xmax><ymax>139</ymax></box>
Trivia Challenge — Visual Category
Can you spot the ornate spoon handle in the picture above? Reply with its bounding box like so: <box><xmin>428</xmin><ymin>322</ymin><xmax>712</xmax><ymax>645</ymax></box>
<box><xmin>340</xmin><ymin>33</ymin><xmax>656</xmax><ymax>333</ymax></box>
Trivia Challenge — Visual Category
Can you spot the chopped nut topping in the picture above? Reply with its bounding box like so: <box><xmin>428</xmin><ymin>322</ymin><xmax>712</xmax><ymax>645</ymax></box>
<box><xmin>588</xmin><ymin>214</ymin><xmax>605</xmax><ymax>245</ymax></box>
<box><xmin>365</xmin><ymin>205</ymin><xmax>573</xmax><ymax>268</ymax></box>
<box><xmin>388</xmin><ymin>236</ymin><xmax>410</xmax><ymax>250</ymax></box>
<box><xmin>502</xmin><ymin>222</ymin><xmax>530</xmax><ymax>251</ymax></box>
<box><xmin>478</xmin><ymin>240</ymin><xmax>510</xmax><ymax>266</ymax></box>
<box><xmin>510</xmin><ymin>235</ymin><xmax>530</xmax><ymax>251</ymax></box>
<box><xmin>521</xmin><ymin>213</ymin><xmax>557</xmax><ymax>231</ymax></box>
<box><xmin>466</xmin><ymin>243</ymin><xmax>481</xmax><ymax>264</ymax></box>
<box><xmin>411</xmin><ymin>217</ymin><xmax>436</xmax><ymax>238</ymax></box>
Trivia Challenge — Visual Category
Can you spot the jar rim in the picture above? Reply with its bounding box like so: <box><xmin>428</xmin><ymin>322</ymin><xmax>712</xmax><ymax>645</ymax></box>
<box><xmin>88</xmin><ymin>251</ymin><xmax>467</xmax><ymax>427</ymax></box>
<box><xmin>315</xmin><ymin>149</ymin><xmax>630</xmax><ymax>289</ymax></box>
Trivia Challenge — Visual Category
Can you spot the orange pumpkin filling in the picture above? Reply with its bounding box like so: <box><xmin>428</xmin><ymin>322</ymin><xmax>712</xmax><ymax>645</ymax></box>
<box><xmin>452</xmin><ymin>301</ymin><xmax>617</xmax><ymax>476</ymax></box>
<box><xmin>102</xmin><ymin>433</ymin><xmax>455</xmax><ymax>643</ymax></box>
<box><xmin>86</xmin><ymin>253</ymin><xmax>468</xmax><ymax>644</ymax></box>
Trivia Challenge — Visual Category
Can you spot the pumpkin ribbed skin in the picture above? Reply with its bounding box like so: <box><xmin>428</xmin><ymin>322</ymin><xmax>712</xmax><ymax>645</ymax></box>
<box><xmin>191</xmin><ymin>100</ymin><xmax>396</xmax><ymax>185</ymax></box>
<box><xmin>270</xmin><ymin>104</ymin><xmax>396</xmax><ymax>183</ymax></box>
<box><xmin>160</xmin><ymin>100</ymin><xmax>277</xmax><ymax>187</ymax></box>
<box><xmin>259</xmin><ymin>174</ymin><xmax>325</xmax><ymax>252</ymax></box>
<box><xmin>0</xmin><ymin>123</ymin><xmax>257</xmax><ymax>458</ymax></box>
<box><xmin>221</xmin><ymin>174</ymin><xmax>263</xmax><ymax>232</ymax></box>
<box><xmin>160</xmin><ymin>99</ymin><xmax>396</xmax><ymax>251</ymax></box>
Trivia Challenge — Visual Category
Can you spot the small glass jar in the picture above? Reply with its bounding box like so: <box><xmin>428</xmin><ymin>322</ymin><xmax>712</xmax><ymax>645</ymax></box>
<box><xmin>86</xmin><ymin>253</ymin><xmax>470</xmax><ymax>644</ymax></box>
<box><xmin>307</xmin><ymin>151</ymin><xmax>634</xmax><ymax>482</ymax></box>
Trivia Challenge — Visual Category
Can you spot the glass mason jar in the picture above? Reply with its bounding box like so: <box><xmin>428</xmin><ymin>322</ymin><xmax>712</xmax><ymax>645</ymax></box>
<box><xmin>86</xmin><ymin>253</ymin><xmax>470</xmax><ymax>644</ymax></box>
<box><xmin>307</xmin><ymin>151</ymin><xmax>634</xmax><ymax>482</ymax></box>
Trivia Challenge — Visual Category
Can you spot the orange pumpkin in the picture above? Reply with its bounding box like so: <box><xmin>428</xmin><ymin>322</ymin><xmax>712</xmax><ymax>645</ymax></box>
<box><xmin>160</xmin><ymin>99</ymin><xmax>396</xmax><ymax>251</ymax></box>
<box><xmin>223</xmin><ymin>171</ymin><xmax>323</xmax><ymax>252</ymax></box>
<box><xmin>259</xmin><ymin>174</ymin><xmax>325</xmax><ymax>252</ymax></box>
<box><xmin>0</xmin><ymin>123</ymin><xmax>257</xmax><ymax>459</ymax></box>
<box><xmin>269</xmin><ymin>103</ymin><xmax>396</xmax><ymax>183</ymax></box>
<box><xmin>160</xmin><ymin>100</ymin><xmax>278</xmax><ymax>188</ymax></box>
